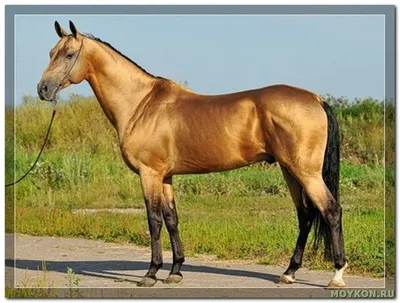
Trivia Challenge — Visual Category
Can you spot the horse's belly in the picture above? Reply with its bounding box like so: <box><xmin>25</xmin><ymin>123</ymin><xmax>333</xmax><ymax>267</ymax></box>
<box><xmin>171</xmin><ymin>134</ymin><xmax>266</xmax><ymax>175</ymax></box>
<box><xmin>171</xmin><ymin>155</ymin><xmax>265</xmax><ymax>175</ymax></box>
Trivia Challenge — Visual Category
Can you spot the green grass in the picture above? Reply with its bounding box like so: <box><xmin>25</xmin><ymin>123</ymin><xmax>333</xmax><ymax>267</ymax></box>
<box><xmin>8</xmin><ymin>151</ymin><xmax>387</xmax><ymax>277</ymax></box>
<box><xmin>5</xmin><ymin>95</ymin><xmax>393</xmax><ymax>279</ymax></box>
<box><xmin>5</xmin><ymin>286</ymin><xmax>57</xmax><ymax>298</ymax></box>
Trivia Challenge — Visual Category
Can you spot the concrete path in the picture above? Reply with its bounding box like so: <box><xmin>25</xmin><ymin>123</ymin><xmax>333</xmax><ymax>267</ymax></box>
<box><xmin>6</xmin><ymin>234</ymin><xmax>387</xmax><ymax>297</ymax></box>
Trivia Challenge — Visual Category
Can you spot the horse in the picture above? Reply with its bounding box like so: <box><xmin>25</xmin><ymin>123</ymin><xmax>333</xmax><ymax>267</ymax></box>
<box><xmin>37</xmin><ymin>21</ymin><xmax>348</xmax><ymax>288</ymax></box>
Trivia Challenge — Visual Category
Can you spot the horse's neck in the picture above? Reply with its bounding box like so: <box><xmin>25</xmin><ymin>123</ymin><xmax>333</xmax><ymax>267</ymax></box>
<box><xmin>85</xmin><ymin>42</ymin><xmax>156</xmax><ymax>138</ymax></box>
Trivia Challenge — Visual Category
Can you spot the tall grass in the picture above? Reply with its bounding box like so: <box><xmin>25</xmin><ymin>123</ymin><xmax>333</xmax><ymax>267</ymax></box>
<box><xmin>10</xmin><ymin>94</ymin><xmax>392</xmax><ymax>164</ymax></box>
<box><xmin>323</xmin><ymin>94</ymin><xmax>390</xmax><ymax>164</ymax></box>
<box><xmin>5</xmin><ymin>94</ymin><xmax>393</xmax><ymax>277</ymax></box>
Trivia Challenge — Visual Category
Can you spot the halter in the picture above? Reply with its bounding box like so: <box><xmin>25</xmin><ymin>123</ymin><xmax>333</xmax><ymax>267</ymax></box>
<box><xmin>52</xmin><ymin>39</ymin><xmax>84</xmax><ymax>103</ymax></box>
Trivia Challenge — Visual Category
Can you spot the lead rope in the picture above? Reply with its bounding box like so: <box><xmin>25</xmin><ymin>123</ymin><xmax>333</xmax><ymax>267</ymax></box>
<box><xmin>5</xmin><ymin>109</ymin><xmax>56</xmax><ymax>187</ymax></box>
<box><xmin>5</xmin><ymin>40</ymin><xmax>84</xmax><ymax>187</ymax></box>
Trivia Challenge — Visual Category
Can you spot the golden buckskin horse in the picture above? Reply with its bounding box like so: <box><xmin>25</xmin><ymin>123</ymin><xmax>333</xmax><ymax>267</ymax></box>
<box><xmin>37</xmin><ymin>21</ymin><xmax>348</xmax><ymax>287</ymax></box>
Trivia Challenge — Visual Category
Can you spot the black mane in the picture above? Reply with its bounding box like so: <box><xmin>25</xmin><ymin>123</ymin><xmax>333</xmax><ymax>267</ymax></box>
<box><xmin>83</xmin><ymin>33</ymin><xmax>163</xmax><ymax>79</ymax></box>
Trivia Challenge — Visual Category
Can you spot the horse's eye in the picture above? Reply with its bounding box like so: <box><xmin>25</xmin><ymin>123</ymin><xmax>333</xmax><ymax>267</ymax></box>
<box><xmin>66</xmin><ymin>53</ymin><xmax>74</xmax><ymax>59</ymax></box>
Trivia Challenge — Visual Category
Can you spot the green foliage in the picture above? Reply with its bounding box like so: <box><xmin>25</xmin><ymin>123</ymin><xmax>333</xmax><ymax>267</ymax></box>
<box><xmin>323</xmin><ymin>94</ymin><xmax>393</xmax><ymax>164</ymax></box>
<box><xmin>8</xmin><ymin>94</ymin><xmax>393</xmax><ymax>164</ymax></box>
<box><xmin>5</xmin><ymin>285</ymin><xmax>57</xmax><ymax>298</ymax></box>
<box><xmin>5</xmin><ymin>94</ymin><xmax>392</xmax><ymax>278</ymax></box>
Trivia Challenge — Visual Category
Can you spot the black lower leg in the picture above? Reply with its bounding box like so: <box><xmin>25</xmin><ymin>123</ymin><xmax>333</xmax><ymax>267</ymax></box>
<box><xmin>163</xmin><ymin>202</ymin><xmax>185</xmax><ymax>276</ymax></box>
<box><xmin>325</xmin><ymin>204</ymin><xmax>346</xmax><ymax>269</ymax></box>
<box><xmin>284</xmin><ymin>206</ymin><xmax>315</xmax><ymax>278</ymax></box>
<box><xmin>145</xmin><ymin>202</ymin><xmax>163</xmax><ymax>278</ymax></box>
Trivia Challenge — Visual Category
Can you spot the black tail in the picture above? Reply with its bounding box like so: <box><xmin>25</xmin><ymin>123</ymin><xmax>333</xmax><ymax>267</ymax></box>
<box><xmin>312</xmin><ymin>101</ymin><xmax>340</xmax><ymax>259</ymax></box>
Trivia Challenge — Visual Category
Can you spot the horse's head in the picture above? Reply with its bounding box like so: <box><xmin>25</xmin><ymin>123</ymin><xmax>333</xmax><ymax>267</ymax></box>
<box><xmin>37</xmin><ymin>21</ymin><xmax>88</xmax><ymax>102</ymax></box>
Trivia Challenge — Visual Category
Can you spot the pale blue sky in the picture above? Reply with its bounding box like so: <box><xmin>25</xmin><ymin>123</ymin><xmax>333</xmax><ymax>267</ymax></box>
<box><xmin>15</xmin><ymin>15</ymin><xmax>385</xmax><ymax>104</ymax></box>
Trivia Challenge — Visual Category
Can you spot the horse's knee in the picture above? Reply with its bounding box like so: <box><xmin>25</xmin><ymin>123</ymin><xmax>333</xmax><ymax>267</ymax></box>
<box><xmin>148</xmin><ymin>209</ymin><xmax>163</xmax><ymax>226</ymax></box>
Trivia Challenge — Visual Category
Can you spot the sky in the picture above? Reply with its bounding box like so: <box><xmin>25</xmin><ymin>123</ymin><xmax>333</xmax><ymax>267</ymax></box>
<box><xmin>15</xmin><ymin>14</ymin><xmax>385</xmax><ymax>104</ymax></box>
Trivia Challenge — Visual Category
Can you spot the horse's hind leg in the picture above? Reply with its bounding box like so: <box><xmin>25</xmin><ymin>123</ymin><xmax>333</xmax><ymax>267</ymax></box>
<box><xmin>299</xmin><ymin>175</ymin><xmax>348</xmax><ymax>287</ymax></box>
<box><xmin>162</xmin><ymin>177</ymin><xmax>185</xmax><ymax>284</ymax></box>
<box><xmin>137</xmin><ymin>167</ymin><xmax>164</xmax><ymax>287</ymax></box>
<box><xmin>280</xmin><ymin>166</ymin><xmax>316</xmax><ymax>284</ymax></box>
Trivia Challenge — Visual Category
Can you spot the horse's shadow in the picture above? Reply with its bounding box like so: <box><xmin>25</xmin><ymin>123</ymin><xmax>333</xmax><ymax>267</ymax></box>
<box><xmin>5</xmin><ymin>259</ymin><xmax>324</xmax><ymax>287</ymax></box>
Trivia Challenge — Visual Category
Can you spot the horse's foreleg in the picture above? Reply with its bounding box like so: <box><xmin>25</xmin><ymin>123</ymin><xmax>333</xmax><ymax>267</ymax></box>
<box><xmin>162</xmin><ymin>177</ymin><xmax>185</xmax><ymax>284</ymax></box>
<box><xmin>280</xmin><ymin>167</ymin><xmax>316</xmax><ymax>284</ymax></box>
<box><xmin>137</xmin><ymin>168</ymin><xmax>164</xmax><ymax>287</ymax></box>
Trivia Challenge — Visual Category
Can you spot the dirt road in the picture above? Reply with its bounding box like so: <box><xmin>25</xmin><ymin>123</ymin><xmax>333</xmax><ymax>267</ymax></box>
<box><xmin>6</xmin><ymin>234</ymin><xmax>387</xmax><ymax>298</ymax></box>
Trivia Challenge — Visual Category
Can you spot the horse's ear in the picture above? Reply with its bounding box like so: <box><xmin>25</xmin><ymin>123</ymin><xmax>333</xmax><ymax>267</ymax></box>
<box><xmin>69</xmin><ymin>20</ymin><xmax>81</xmax><ymax>38</ymax></box>
<box><xmin>54</xmin><ymin>21</ymin><xmax>68</xmax><ymax>38</ymax></box>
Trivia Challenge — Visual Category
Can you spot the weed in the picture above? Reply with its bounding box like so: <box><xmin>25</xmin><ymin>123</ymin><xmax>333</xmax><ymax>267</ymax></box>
<box><xmin>66</xmin><ymin>267</ymin><xmax>82</xmax><ymax>298</ymax></box>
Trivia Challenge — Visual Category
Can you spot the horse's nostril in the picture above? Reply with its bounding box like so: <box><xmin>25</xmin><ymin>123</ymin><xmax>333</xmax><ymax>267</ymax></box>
<box><xmin>41</xmin><ymin>84</ymin><xmax>48</xmax><ymax>93</ymax></box>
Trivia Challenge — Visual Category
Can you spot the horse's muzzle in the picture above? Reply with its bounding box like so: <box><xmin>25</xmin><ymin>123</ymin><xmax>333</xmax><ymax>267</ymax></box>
<box><xmin>37</xmin><ymin>80</ymin><xmax>59</xmax><ymax>102</ymax></box>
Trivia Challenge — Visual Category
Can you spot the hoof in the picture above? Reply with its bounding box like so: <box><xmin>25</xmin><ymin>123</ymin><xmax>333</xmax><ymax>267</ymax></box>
<box><xmin>327</xmin><ymin>279</ymin><xmax>346</xmax><ymax>288</ymax></box>
<box><xmin>137</xmin><ymin>276</ymin><xmax>157</xmax><ymax>287</ymax></box>
<box><xmin>164</xmin><ymin>273</ymin><xmax>183</xmax><ymax>284</ymax></box>
<box><xmin>279</xmin><ymin>274</ymin><xmax>295</xmax><ymax>284</ymax></box>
